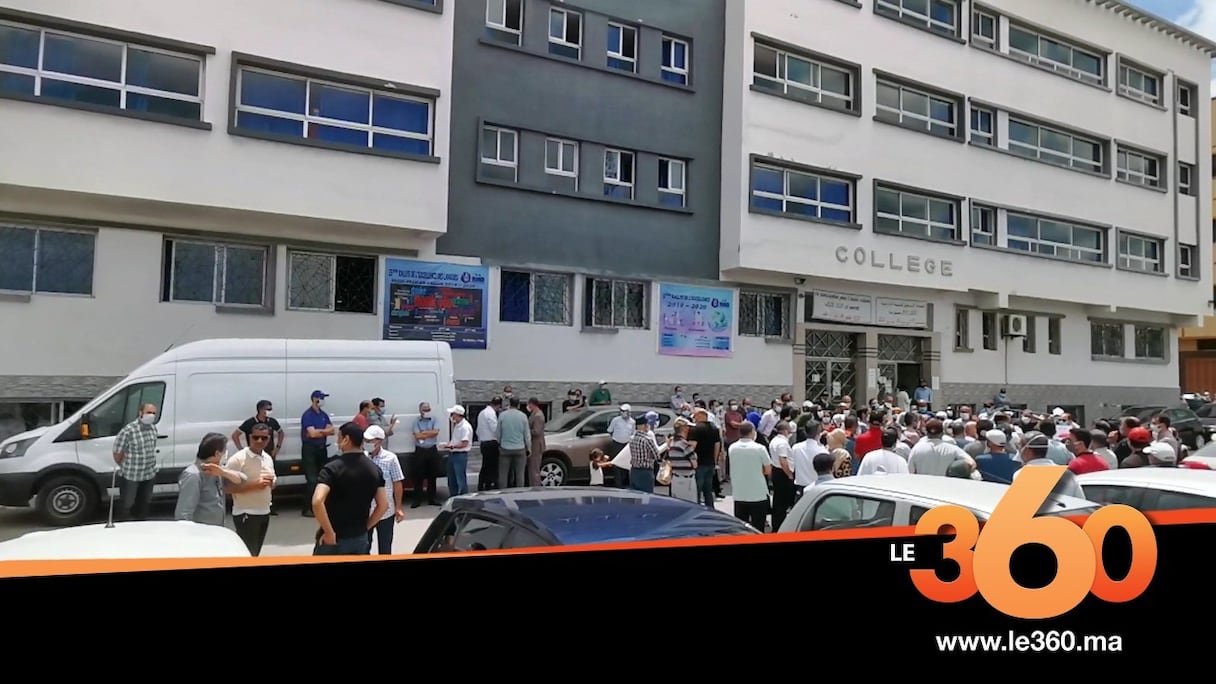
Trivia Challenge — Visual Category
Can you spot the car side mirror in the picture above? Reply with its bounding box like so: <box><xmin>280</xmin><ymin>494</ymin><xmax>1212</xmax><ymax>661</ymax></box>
<box><xmin>577</xmin><ymin>427</ymin><xmax>595</xmax><ymax>437</ymax></box>
<box><xmin>80</xmin><ymin>412</ymin><xmax>92</xmax><ymax>439</ymax></box>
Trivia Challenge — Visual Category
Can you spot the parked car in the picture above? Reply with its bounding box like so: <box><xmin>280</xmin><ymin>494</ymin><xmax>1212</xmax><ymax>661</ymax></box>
<box><xmin>1105</xmin><ymin>405</ymin><xmax>1214</xmax><ymax>450</ymax></box>
<box><xmin>0</xmin><ymin>520</ymin><xmax>252</xmax><ymax>560</ymax></box>
<box><xmin>1191</xmin><ymin>402</ymin><xmax>1216</xmax><ymax>430</ymax></box>
<box><xmin>1182</xmin><ymin>394</ymin><xmax>1208</xmax><ymax>412</ymax></box>
<box><xmin>539</xmin><ymin>405</ymin><xmax>678</xmax><ymax>486</ymax></box>
<box><xmin>1076</xmin><ymin>469</ymin><xmax>1216</xmax><ymax>512</ymax></box>
<box><xmin>413</xmin><ymin>486</ymin><xmax>760</xmax><ymax>552</ymax></box>
<box><xmin>1181</xmin><ymin>441</ymin><xmax>1216</xmax><ymax>470</ymax></box>
<box><xmin>776</xmin><ymin>475</ymin><xmax>1099</xmax><ymax>533</ymax></box>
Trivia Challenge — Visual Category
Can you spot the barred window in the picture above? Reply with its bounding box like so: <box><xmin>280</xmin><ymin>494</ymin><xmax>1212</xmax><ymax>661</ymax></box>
<box><xmin>1133</xmin><ymin>325</ymin><xmax>1165</xmax><ymax>360</ymax></box>
<box><xmin>584</xmin><ymin>277</ymin><xmax>647</xmax><ymax>329</ymax></box>
<box><xmin>287</xmin><ymin>251</ymin><xmax>376</xmax><ymax>313</ymax></box>
<box><xmin>739</xmin><ymin>291</ymin><xmax>789</xmax><ymax>338</ymax></box>
<box><xmin>1091</xmin><ymin>322</ymin><xmax>1124</xmax><ymax>357</ymax></box>
<box><xmin>499</xmin><ymin>269</ymin><xmax>572</xmax><ymax>325</ymax></box>
<box><xmin>0</xmin><ymin>224</ymin><xmax>95</xmax><ymax>295</ymax></box>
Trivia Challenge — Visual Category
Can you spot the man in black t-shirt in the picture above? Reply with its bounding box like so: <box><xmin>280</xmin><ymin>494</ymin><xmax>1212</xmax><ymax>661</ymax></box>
<box><xmin>233</xmin><ymin>400</ymin><xmax>284</xmax><ymax>457</ymax></box>
<box><xmin>688</xmin><ymin>409</ymin><xmax>722</xmax><ymax>509</ymax></box>
<box><xmin>313</xmin><ymin>422</ymin><xmax>387</xmax><ymax>555</ymax></box>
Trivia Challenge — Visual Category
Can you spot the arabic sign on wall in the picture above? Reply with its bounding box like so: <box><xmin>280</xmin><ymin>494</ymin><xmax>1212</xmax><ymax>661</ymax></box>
<box><xmin>810</xmin><ymin>290</ymin><xmax>928</xmax><ymax>329</ymax></box>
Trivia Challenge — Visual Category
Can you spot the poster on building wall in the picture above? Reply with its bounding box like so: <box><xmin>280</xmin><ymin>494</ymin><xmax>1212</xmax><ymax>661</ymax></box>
<box><xmin>658</xmin><ymin>283</ymin><xmax>734</xmax><ymax>358</ymax></box>
<box><xmin>382</xmin><ymin>258</ymin><xmax>489</xmax><ymax>350</ymax></box>
<box><xmin>812</xmin><ymin>290</ymin><xmax>929</xmax><ymax>329</ymax></box>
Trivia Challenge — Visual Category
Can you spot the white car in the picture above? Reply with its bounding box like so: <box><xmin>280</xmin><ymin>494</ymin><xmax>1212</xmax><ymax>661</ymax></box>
<box><xmin>0</xmin><ymin>520</ymin><xmax>252</xmax><ymax>560</ymax></box>
<box><xmin>1075</xmin><ymin>468</ymin><xmax>1216</xmax><ymax>512</ymax></box>
<box><xmin>1180</xmin><ymin>442</ymin><xmax>1216</xmax><ymax>470</ymax></box>
<box><xmin>777</xmin><ymin>475</ymin><xmax>1098</xmax><ymax>533</ymax></box>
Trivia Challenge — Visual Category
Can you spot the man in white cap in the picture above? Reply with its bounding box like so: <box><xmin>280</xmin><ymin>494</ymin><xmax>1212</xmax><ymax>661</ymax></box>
<box><xmin>363</xmin><ymin>425</ymin><xmax>405</xmax><ymax>554</ymax></box>
<box><xmin>1141</xmin><ymin>442</ymin><xmax>1178</xmax><ymax>468</ymax></box>
<box><xmin>441</xmin><ymin>405</ymin><xmax>473</xmax><ymax>497</ymax></box>
<box><xmin>589</xmin><ymin>381</ymin><xmax>612</xmax><ymax>406</ymax></box>
<box><xmin>607</xmin><ymin>403</ymin><xmax>635</xmax><ymax>463</ymax></box>
<box><xmin>974</xmin><ymin>429</ymin><xmax>1020</xmax><ymax>484</ymax></box>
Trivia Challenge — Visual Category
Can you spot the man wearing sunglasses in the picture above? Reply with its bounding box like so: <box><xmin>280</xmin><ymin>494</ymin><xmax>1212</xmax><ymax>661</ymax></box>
<box><xmin>224</xmin><ymin>423</ymin><xmax>278</xmax><ymax>556</ymax></box>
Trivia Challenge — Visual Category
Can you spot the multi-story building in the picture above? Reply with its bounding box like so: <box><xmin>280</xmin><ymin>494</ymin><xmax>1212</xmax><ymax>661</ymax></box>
<box><xmin>0</xmin><ymin>0</ymin><xmax>454</xmax><ymax>438</ymax></box>
<box><xmin>1178</xmin><ymin>96</ymin><xmax>1216</xmax><ymax>391</ymax></box>
<box><xmin>720</xmin><ymin>0</ymin><xmax>1215</xmax><ymax>422</ymax></box>
<box><xmin>436</xmin><ymin>0</ymin><xmax>792</xmax><ymax>406</ymax></box>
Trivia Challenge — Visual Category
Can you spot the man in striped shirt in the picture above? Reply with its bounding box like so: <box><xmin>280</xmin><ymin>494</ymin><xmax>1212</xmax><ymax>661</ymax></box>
<box><xmin>628</xmin><ymin>416</ymin><xmax>660</xmax><ymax>493</ymax></box>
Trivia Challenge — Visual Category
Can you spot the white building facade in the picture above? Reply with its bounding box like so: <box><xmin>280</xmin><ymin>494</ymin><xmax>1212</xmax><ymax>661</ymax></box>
<box><xmin>0</xmin><ymin>0</ymin><xmax>453</xmax><ymax>437</ymax></box>
<box><xmin>721</xmin><ymin>0</ymin><xmax>1216</xmax><ymax>422</ymax></box>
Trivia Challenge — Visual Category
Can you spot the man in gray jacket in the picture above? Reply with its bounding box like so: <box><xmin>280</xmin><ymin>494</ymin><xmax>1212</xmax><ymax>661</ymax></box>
<box><xmin>496</xmin><ymin>397</ymin><xmax>531</xmax><ymax>489</ymax></box>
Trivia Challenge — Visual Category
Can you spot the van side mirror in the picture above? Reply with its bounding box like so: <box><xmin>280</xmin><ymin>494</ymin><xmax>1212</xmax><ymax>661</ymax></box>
<box><xmin>80</xmin><ymin>413</ymin><xmax>91</xmax><ymax>439</ymax></box>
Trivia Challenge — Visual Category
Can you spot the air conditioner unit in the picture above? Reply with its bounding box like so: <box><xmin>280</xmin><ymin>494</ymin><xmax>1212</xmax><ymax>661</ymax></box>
<box><xmin>1001</xmin><ymin>313</ymin><xmax>1028</xmax><ymax>338</ymax></box>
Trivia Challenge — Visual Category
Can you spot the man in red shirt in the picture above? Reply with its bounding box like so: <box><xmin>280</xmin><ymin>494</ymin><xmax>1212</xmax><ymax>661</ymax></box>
<box><xmin>853</xmin><ymin>411</ymin><xmax>885</xmax><ymax>466</ymax></box>
<box><xmin>1065</xmin><ymin>427</ymin><xmax>1110</xmax><ymax>475</ymax></box>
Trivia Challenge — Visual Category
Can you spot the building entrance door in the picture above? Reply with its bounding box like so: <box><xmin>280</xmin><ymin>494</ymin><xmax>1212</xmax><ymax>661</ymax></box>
<box><xmin>877</xmin><ymin>334</ymin><xmax>926</xmax><ymax>400</ymax></box>
<box><xmin>805</xmin><ymin>331</ymin><xmax>858</xmax><ymax>404</ymax></box>
<box><xmin>877</xmin><ymin>362</ymin><xmax>921</xmax><ymax>400</ymax></box>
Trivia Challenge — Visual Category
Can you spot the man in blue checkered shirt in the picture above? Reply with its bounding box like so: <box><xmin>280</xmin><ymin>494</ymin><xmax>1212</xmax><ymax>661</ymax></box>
<box><xmin>113</xmin><ymin>403</ymin><xmax>162</xmax><ymax>521</ymax></box>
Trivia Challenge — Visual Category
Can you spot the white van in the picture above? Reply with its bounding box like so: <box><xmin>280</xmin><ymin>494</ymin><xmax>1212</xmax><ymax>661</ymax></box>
<box><xmin>0</xmin><ymin>338</ymin><xmax>458</xmax><ymax>526</ymax></box>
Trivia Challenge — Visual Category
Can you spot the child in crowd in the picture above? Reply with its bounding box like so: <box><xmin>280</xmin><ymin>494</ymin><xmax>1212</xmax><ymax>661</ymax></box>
<box><xmin>589</xmin><ymin>448</ymin><xmax>608</xmax><ymax>486</ymax></box>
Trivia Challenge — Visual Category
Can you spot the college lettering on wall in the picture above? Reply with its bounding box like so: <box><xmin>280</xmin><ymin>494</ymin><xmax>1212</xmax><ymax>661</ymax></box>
<box><xmin>382</xmin><ymin>258</ymin><xmax>489</xmax><ymax>349</ymax></box>
<box><xmin>811</xmin><ymin>290</ymin><xmax>929</xmax><ymax>329</ymax></box>
<box><xmin>658</xmin><ymin>283</ymin><xmax>734</xmax><ymax>358</ymax></box>
<box><xmin>834</xmin><ymin>246</ymin><xmax>955</xmax><ymax>277</ymax></box>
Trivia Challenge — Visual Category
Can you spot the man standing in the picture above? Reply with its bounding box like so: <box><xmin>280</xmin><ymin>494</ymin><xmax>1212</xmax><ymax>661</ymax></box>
<box><xmin>607</xmin><ymin>404</ymin><xmax>634</xmax><ymax>460</ymax></box>
<box><xmin>627</xmin><ymin>416</ymin><xmax>660</xmax><ymax>493</ymax></box>
<box><xmin>974</xmin><ymin>429</ymin><xmax>1020</xmax><ymax>483</ymax></box>
<box><xmin>852</xmin><ymin>411</ymin><xmax>885</xmax><ymax>467</ymax></box>
<box><xmin>913</xmin><ymin>380</ymin><xmax>933</xmax><ymax>410</ymax></box>
<box><xmin>364</xmin><ymin>425</ymin><xmax>405</xmax><ymax>555</ymax></box>
<box><xmin>689</xmin><ymin>408</ymin><xmax>721</xmax><ymax>509</ymax></box>
<box><xmin>1015</xmin><ymin>434</ymin><xmax>1085</xmax><ymax>498</ymax></box>
<box><xmin>477</xmin><ymin>397</ymin><xmax>502</xmax><ymax>491</ymax></box>
<box><xmin>588</xmin><ymin>381</ymin><xmax>612</xmax><ymax>406</ymax></box>
<box><xmin>768</xmin><ymin>421</ymin><xmax>796</xmax><ymax>532</ymax></box>
<box><xmin>526</xmin><ymin>398</ymin><xmax>547</xmax><ymax>487</ymax></box>
<box><xmin>232</xmin><ymin>399</ymin><xmax>284</xmax><ymax>515</ymax></box>
<box><xmin>313</xmin><ymin>423</ymin><xmax>387</xmax><ymax>556</ymax></box>
<box><xmin>300</xmin><ymin>390</ymin><xmax>334</xmax><ymax>517</ymax></box>
<box><xmin>908</xmin><ymin>419</ymin><xmax>973</xmax><ymax>477</ymax></box>
<box><xmin>1066</xmin><ymin>427</ymin><xmax>1111</xmax><ymax>475</ymax></box>
<box><xmin>442</xmin><ymin>405</ymin><xmax>473</xmax><ymax>497</ymax></box>
<box><xmin>410</xmin><ymin>402</ymin><xmax>441</xmax><ymax>508</ymax></box>
<box><xmin>670</xmin><ymin>386</ymin><xmax>686</xmax><ymax>412</ymax></box>
<box><xmin>367</xmin><ymin>397</ymin><xmax>397</xmax><ymax>449</ymax></box>
<box><xmin>176</xmin><ymin>433</ymin><xmax>247</xmax><ymax>526</ymax></box>
<box><xmin>496</xmin><ymin>397</ymin><xmax>531</xmax><ymax>488</ymax></box>
<box><xmin>791</xmin><ymin>420</ymin><xmax>827</xmax><ymax>500</ymax></box>
<box><xmin>224</xmin><ymin>423</ymin><xmax>278</xmax><ymax>556</ymax></box>
<box><xmin>353</xmin><ymin>400</ymin><xmax>374</xmax><ymax>430</ymax></box>
<box><xmin>112</xmin><ymin>403</ymin><xmax>161</xmax><ymax>521</ymax></box>
<box><xmin>728</xmin><ymin>423</ymin><xmax>771</xmax><ymax>531</ymax></box>
<box><xmin>856</xmin><ymin>428</ymin><xmax>910</xmax><ymax>476</ymax></box>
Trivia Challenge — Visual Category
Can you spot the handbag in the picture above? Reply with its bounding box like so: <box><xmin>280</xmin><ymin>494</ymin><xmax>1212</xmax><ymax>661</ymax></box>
<box><xmin>656</xmin><ymin>460</ymin><xmax>674</xmax><ymax>486</ymax></box>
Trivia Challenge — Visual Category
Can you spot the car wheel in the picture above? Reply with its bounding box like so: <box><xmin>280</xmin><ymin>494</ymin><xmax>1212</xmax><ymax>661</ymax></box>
<box><xmin>35</xmin><ymin>474</ymin><xmax>98</xmax><ymax>527</ymax></box>
<box><xmin>539</xmin><ymin>456</ymin><xmax>568</xmax><ymax>487</ymax></box>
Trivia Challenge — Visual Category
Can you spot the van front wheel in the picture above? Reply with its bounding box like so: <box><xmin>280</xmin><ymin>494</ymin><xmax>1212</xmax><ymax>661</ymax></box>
<box><xmin>36</xmin><ymin>475</ymin><xmax>98</xmax><ymax>527</ymax></box>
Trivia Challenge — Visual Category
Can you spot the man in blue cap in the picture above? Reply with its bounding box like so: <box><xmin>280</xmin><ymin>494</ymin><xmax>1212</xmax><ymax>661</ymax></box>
<box><xmin>300</xmin><ymin>390</ymin><xmax>334</xmax><ymax>517</ymax></box>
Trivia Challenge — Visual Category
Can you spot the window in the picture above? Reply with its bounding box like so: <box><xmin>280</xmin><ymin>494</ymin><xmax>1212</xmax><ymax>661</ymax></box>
<box><xmin>0</xmin><ymin>21</ymin><xmax>204</xmax><ymax>122</ymax></box>
<box><xmin>479</xmin><ymin>124</ymin><xmax>518</xmax><ymax>182</ymax></box>
<box><xmin>1116</xmin><ymin>146</ymin><xmax>1163</xmax><ymax>189</ymax></box>
<box><xmin>1133</xmin><ymin>325</ymin><xmax>1166</xmax><ymax>360</ymax></box>
<box><xmin>451</xmin><ymin>515</ymin><xmax>511</xmax><ymax>551</ymax></box>
<box><xmin>1079</xmin><ymin>485</ymin><xmax>1142</xmax><ymax>507</ymax></box>
<box><xmin>661</xmin><ymin>36</ymin><xmax>689</xmax><ymax>85</ymax></box>
<box><xmin>1117</xmin><ymin>232</ymin><xmax>1163</xmax><ymax>274</ymax></box>
<box><xmin>751</xmin><ymin>162</ymin><xmax>854</xmax><ymax>224</ymax></box>
<box><xmin>545</xmin><ymin>137</ymin><xmax>578</xmax><ymax>179</ymax></box>
<box><xmin>163</xmin><ymin>239</ymin><xmax>268</xmax><ymax>307</ymax></box>
<box><xmin>584</xmin><ymin>277</ymin><xmax>647</xmax><ymax>329</ymax></box>
<box><xmin>1048</xmin><ymin>317</ymin><xmax>1061</xmax><ymax>354</ymax></box>
<box><xmin>1006</xmin><ymin>212</ymin><xmax>1104</xmax><ymax>264</ymax></box>
<box><xmin>548</xmin><ymin>7</ymin><xmax>582</xmax><ymax>60</ymax></box>
<box><xmin>874</xmin><ymin>185</ymin><xmax>959</xmax><ymax>241</ymax></box>
<box><xmin>753</xmin><ymin>42</ymin><xmax>854</xmax><ymax>111</ymax></box>
<box><xmin>970</xmin><ymin>204</ymin><xmax>995</xmax><ymax>245</ymax></box>
<box><xmin>499</xmin><ymin>269</ymin><xmax>572</xmax><ymax>325</ymax></box>
<box><xmin>77</xmin><ymin>382</ymin><xmax>166</xmax><ymax>440</ymax></box>
<box><xmin>1180</xmin><ymin>245</ymin><xmax>1196</xmax><ymax>278</ymax></box>
<box><xmin>876</xmin><ymin>79</ymin><xmax>958</xmax><ymax>137</ymax></box>
<box><xmin>287</xmin><ymin>251</ymin><xmax>375</xmax><ymax>314</ymax></box>
<box><xmin>603</xmin><ymin>149</ymin><xmax>635</xmax><ymax>199</ymax></box>
<box><xmin>0</xmin><ymin>224</ymin><xmax>95</xmax><ymax>295</ymax></box>
<box><xmin>739</xmin><ymin>291</ymin><xmax>789</xmax><ymax>338</ymax></box>
<box><xmin>1008</xmin><ymin>118</ymin><xmax>1103</xmax><ymax>174</ymax></box>
<box><xmin>1179</xmin><ymin>162</ymin><xmax>1194</xmax><ymax>196</ymax></box>
<box><xmin>876</xmin><ymin>0</ymin><xmax>959</xmax><ymax>36</ymax></box>
<box><xmin>485</xmin><ymin>0</ymin><xmax>523</xmax><ymax>45</ymax></box>
<box><xmin>954</xmin><ymin>308</ymin><xmax>970</xmax><ymax>350</ymax></box>
<box><xmin>1117</xmin><ymin>60</ymin><xmax>1161</xmax><ymax>105</ymax></box>
<box><xmin>810</xmin><ymin>494</ymin><xmax>896</xmax><ymax>531</ymax></box>
<box><xmin>1152</xmin><ymin>491</ymin><xmax>1216</xmax><ymax>511</ymax></box>
<box><xmin>970</xmin><ymin>106</ymin><xmax>994</xmax><ymax>146</ymax></box>
<box><xmin>982</xmin><ymin>311</ymin><xmax>997</xmax><ymax>350</ymax></box>
<box><xmin>1022</xmin><ymin>315</ymin><xmax>1036</xmax><ymax>353</ymax></box>
<box><xmin>607</xmin><ymin>23</ymin><xmax>637</xmax><ymax>73</ymax></box>
<box><xmin>658</xmin><ymin>158</ymin><xmax>686</xmax><ymax>208</ymax></box>
<box><xmin>1178</xmin><ymin>81</ymin><xmax>1196</xmax><ymax>117</ymax></box>
<box><xmin>971</xmin><ymin>8</ymin><xmax>997</xmax><ymax>48</ymax></box>
<box><xmin>1091</xmin><ymin>321</ymin><xmax>1124</xmax><ymax>357</ymax></box>
<box><xmin>1007</xmin><ymin>24</ymin><xmax>1105</xmax><ymax>85</ymax></box>
<box><xmin>233</xmin><ymin>66</ymin><xmax>433</xmax><ymax>157</ymax></box>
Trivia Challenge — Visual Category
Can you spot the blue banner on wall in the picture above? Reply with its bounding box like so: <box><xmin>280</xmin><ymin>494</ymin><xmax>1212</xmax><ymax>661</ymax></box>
<box><xmin>382</xmin><ymin>258</ymin><xmax>489</xmax><ymax>350</ymax></box>
<box><xmin>658</xmin><ymin>283</ymin><xmax>734</xmax><ymax>358</ymax></box>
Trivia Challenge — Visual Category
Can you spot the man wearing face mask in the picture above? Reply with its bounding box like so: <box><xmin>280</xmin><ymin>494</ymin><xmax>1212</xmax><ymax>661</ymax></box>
<box><xmin>300</xmin><ymin>390</ymin><xmax>335</xmax><ymax>518</ymax></box>
<box><xmin>410</xmin><ymin>402</ymin><xmax>442</xmax><ymax>508</ymax></box>
<box><xmin>607</xmin><ymin>403</ymin><xmax>635</xmax><ymax>460</ymax></box>
<box><xmin>670</xmin><ymin>386</ymin><xmax>686</xmax><ymax>412</ymax></box>
<box><xmin>112</xmin><ymin>403</ymin><xmax>162</xmax><ymax>521</ymax></box>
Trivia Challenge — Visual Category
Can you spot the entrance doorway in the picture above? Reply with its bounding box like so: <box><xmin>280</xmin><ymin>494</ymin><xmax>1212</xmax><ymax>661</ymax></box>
<box><xmin>877</xmin><ymin>362</ymin><xmax>921</xmax><ymax>400</ymax></box>
<box><xmin>876</xmin><ymin>334</ymin><xmax>925</xmax><ymax>400</ymax></box>
<box><xmin>805</xmin><ymin>331</ymin><xmax>858</xmax><ymax>404</ymax></box>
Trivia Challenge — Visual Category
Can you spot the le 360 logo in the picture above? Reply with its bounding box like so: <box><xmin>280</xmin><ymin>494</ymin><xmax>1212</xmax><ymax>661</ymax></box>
<box><xmin>909</xmin><ymin>466</ymin><xmax>1158</xmax><ymax>619</ymax></box>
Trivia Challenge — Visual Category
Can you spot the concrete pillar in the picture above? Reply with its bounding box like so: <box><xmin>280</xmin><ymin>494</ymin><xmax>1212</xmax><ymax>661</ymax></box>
<box><xmin>858</xmin><ymin>330</ymin><xmax>878</xmax><ymax>404</ymax></box>
<box><xmin>926</xmin><ymin>332</ymin><xmax>943</xmax><ymax>405</ymax></box>
<box><xmin>793</xmin><ymin>322</ymin><xmax>807</xmax><ymax>401</ymax></box>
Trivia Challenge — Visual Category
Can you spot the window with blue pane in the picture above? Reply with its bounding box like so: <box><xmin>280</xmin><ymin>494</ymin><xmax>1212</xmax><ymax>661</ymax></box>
<box><xmin>751</xmin><ymin>163</ymin><xmax>853</xmax><ymax>224</ymax></box>
<box><xmin>661</xmin><ymin>36</ymin><xmax>689</xmax><ymax>85</ymax></box>
<box><xmin>876</xmin><ymin>0</ymin><xmax>959</xmax><ymax>35</ymax></box>
<box><xmin>235</xmin><ymin>66</ymin><xmax>433</xmax><ymax>157</ymax></box>
<box><xmin>0</xmin><ymin>225</ymin><xmax>96</xmax><ymax>295</ymax></box>
<box><xmin>0</xmin><ymin>22</ymin><xmax>203</xmax><ymax>120</ymax></box>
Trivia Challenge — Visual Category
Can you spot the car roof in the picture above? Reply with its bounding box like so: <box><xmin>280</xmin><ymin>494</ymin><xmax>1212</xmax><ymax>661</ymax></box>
<box><xmin>446</xmin><ymin>487</ymin><xmax>760</xmax><ymax>544</ymax></box>
<box><xmin>811</xmin><ymin>475</ymin><xmax>1093</xmax><ymax>514</ymax></box>
<box><xmin>0</xmin><ymin>521</ymin><xmax>252</xmax><ymax>560</ymax></box>
<box><xmin>1075</xmin><ymin>468</ymin><xmax>1216</xmax><ymax>494</ymax></box>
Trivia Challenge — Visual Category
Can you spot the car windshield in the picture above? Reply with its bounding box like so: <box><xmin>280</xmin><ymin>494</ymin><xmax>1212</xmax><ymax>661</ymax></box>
<box><xmin>545</xmin><ymin>408</ymin><xmax>594</xmax><ymax>433</ymax></box>
<box><xmin>514</xmin><ymin>497</ymin><xmax>754</xmax><ymax>544</ymax></box>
